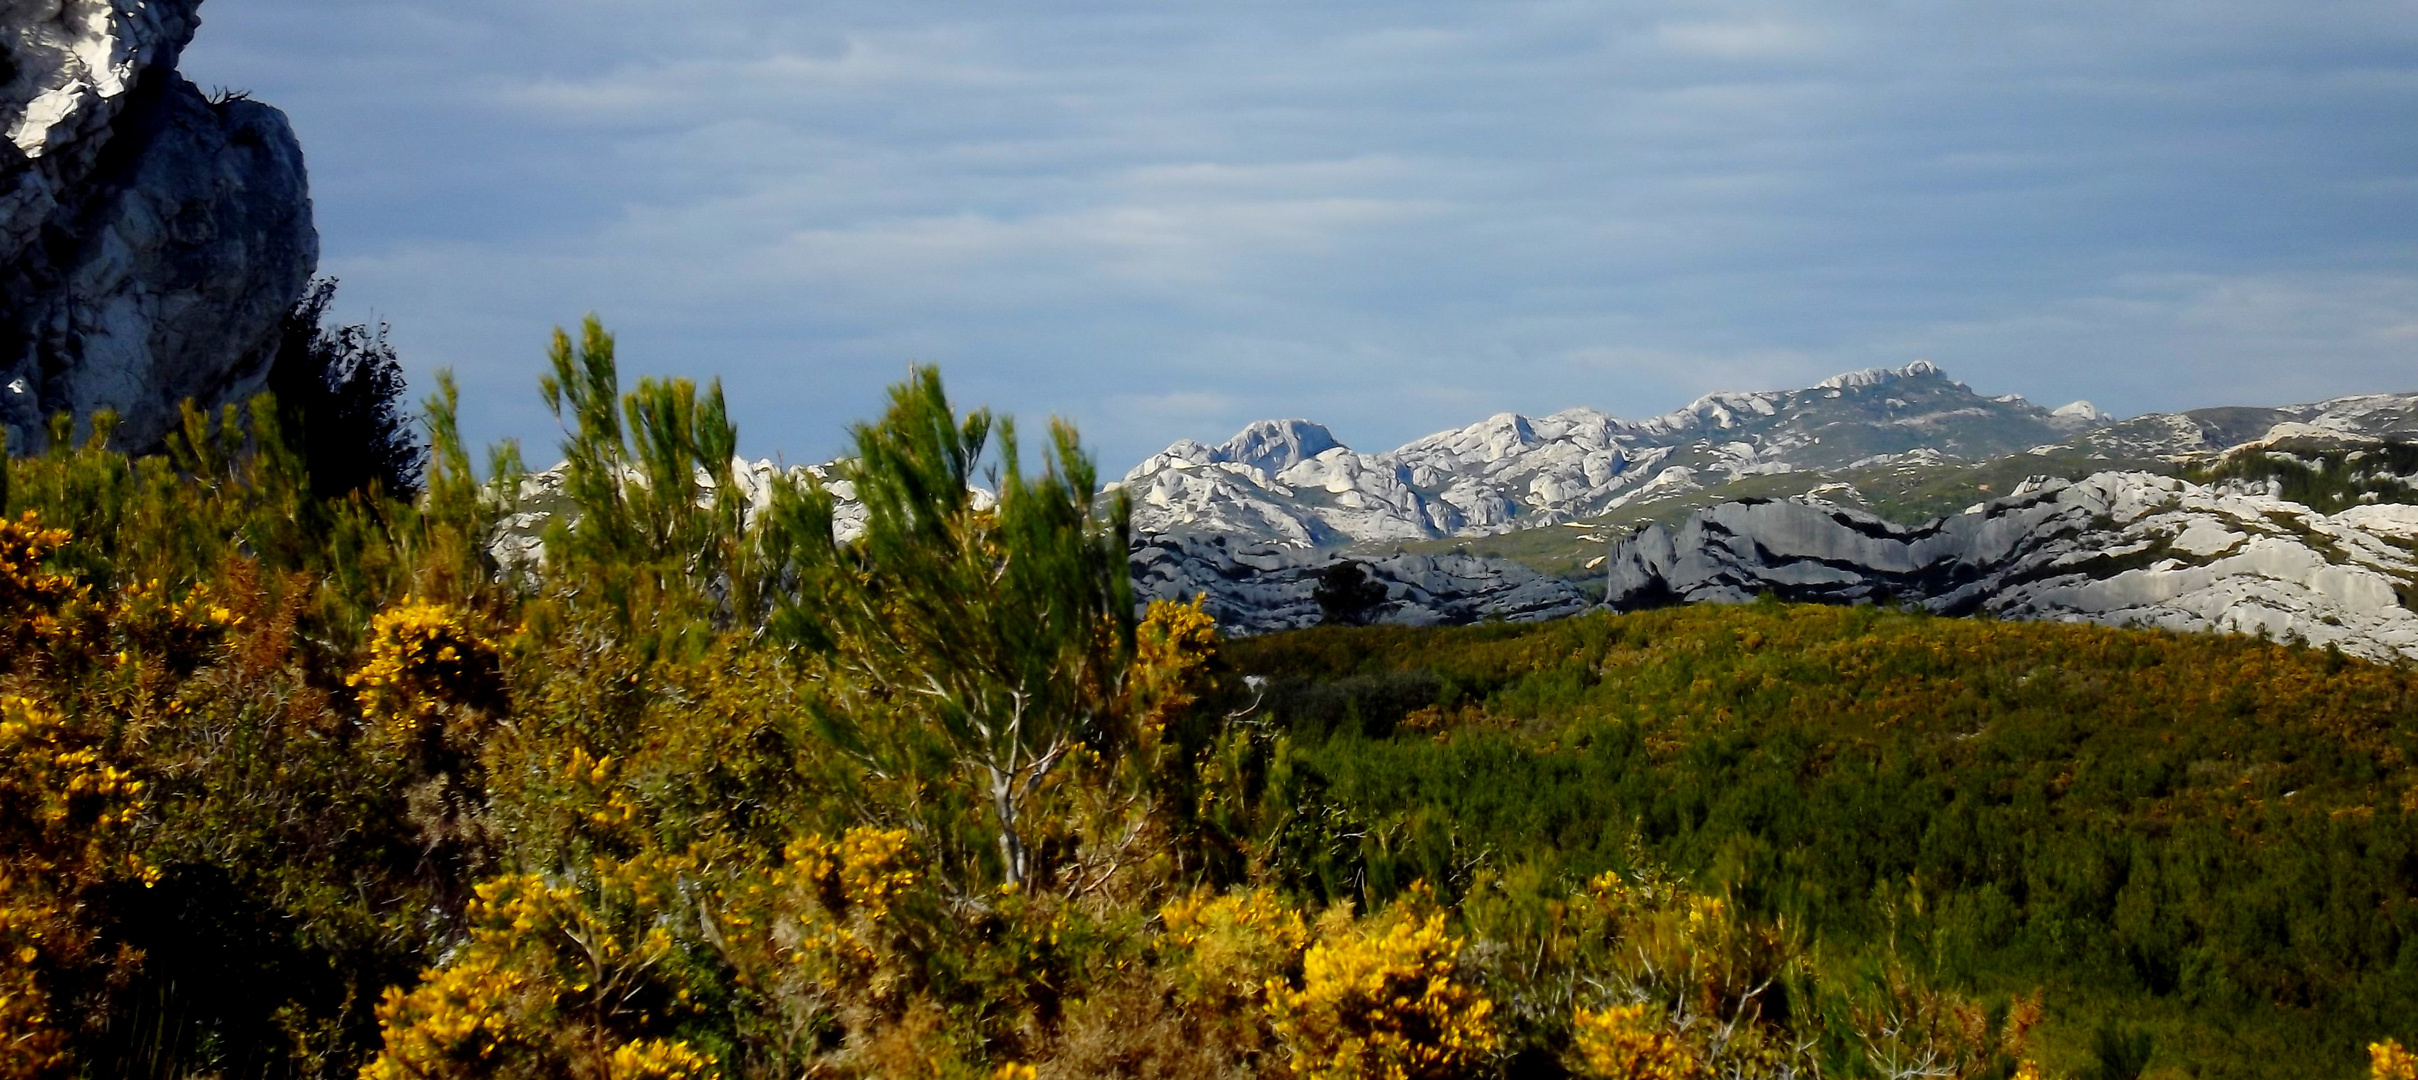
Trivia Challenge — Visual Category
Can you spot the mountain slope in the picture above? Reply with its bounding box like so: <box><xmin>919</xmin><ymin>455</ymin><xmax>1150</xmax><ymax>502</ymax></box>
<box><xmin>1117</xmin><ymin>362</ymin><xmax>2108</xmax><ymax>546</ymax></box>
<box><xmin>1121</xmin><ymin>364</ymin><xmax>2418</xmax><ymax>557</ymax></box>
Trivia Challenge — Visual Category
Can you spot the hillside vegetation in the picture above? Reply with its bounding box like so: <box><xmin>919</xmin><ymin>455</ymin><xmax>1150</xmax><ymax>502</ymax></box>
<box><xmin>1230</xmin><ymin>606</ymin><xmax>2418</xmax><ymax>1079</ymax></box>
<box><xmin>2</xmin><ymin>323</ymin><xmax>2414</xmax><ymax>1080</ymax></box>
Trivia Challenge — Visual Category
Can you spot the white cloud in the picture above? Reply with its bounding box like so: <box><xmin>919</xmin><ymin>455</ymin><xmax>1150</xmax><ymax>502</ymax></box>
<box><xmin>1652</xmin><ymin>19</ymin><xmax>1830</xmax><ymax>60</ymax></box>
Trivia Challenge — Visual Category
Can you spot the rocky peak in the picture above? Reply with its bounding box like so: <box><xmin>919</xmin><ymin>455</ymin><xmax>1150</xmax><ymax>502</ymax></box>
<box><xmin>1214</xmin><ymin>418</ymin><xmax>1342</xmax><ymax>476</ymax></box>
<box><xmin>2052</xmin><ymin>399</ymin><xmax>2108</xmax><ymax>426</ymax></box>
<box><xmin>2</xmin><ymin>0</ymin><xmax>316</xmax><ymax>451</ymax></box>
<box><xmin>1814</xmin><ymin>359</ymin><xmax>1948</xmax><ymax>391</ymax></box>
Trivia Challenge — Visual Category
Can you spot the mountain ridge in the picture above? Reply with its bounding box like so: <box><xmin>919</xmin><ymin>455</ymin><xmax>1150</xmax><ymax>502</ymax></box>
<box><xmin>1115</xmin><ymin>362</ymin><xmax>2418</xmax><ymax>553</ymax></box>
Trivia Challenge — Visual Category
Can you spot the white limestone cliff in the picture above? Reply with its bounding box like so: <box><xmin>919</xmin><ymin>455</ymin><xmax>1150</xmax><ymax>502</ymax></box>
<box><xmin>1603</xmin><ymin>472</ymin><xmax>2418</xmax><ymax>662</ymax></box>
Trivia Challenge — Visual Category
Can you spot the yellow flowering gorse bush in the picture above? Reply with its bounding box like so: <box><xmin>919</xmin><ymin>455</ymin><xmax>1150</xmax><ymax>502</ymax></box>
<box><xmin>788</xmin><ymin>827</ymin><xmax>922</xmax><ymax>922</ymax></box>
<box><xmin>349</xmin><ymin>599</ymin><xmax>503</xmax><ymax>728</ymax></box>
<box><xmin>0</xmin><ymin>513</ymin><xmax>73</xmax><ymax>613</ymax></box>
<box><xmin>1268</xmin><ymin>901</ymin><xmax>1497</xmax><ymax>1080</ymax></box>
<box><xmin>1571</xmin><ymin>1003</ymin><xmax>1701</xmax><ymax>1080</ymax></box>
<box><xmin>1160</xmin><ymin>885</ymin><xmax>1310</xmax><ymax>1013</ymax></box>
<box><xmin>363</xmin><ymin>855</ymin><xmax>716</xmax><ymax>1080</ymax></box>
<box><xmin>605</xmin><ymin>1037</ymin><xmax>719</xmax><ymax>1080</ymax></box>
<box><xmin>761</xmin><ymin>828</ymin><xmax>922</xmax><ymax>980</ymax></box>
<box><xmin>1126</xmin><ymin>595</ymin><xmax>1220</xmax><ymax>741</ymax></box>
<box><xmin>0</xmin><ymin>692</ymin><xmax>154</xmax><ymax>1080</ymax></box>
<box><xmin>2375</xmin><ymin>1039</ymin><xmax>2418</xmax><ymax>1080</ymax></box>
<box><xmin>0</xmin><ymin>512</ymin><xmax>79</xmax><ymax>659</ymax></box>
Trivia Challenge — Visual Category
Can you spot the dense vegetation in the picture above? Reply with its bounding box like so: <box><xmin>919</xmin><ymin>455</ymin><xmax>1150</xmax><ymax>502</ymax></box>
<box><xmin>1232</xmin><ymin>607</ymin><xmax>2418</xmax><ymax>1079</ymax></box>
<box><xmin>2</xmin><ymin>322</ymin><xmax>2413</xmax><ymax>1079</ymax></box>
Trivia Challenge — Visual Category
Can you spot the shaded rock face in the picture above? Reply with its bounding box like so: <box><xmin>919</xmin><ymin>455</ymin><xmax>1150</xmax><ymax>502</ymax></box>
<box><xmin>1132</xmin><ymin>532</ymin><xmax>1590</xmax><ymax>636</ymax></box>
<box><xmin>1604</xmin><ymin>473</ymin><xmax>2418</xmax><ymax>662</ymax></box>
<box><xmin>1</xmin><ymin>0</ymin><xmax>316</xmax><ymax>451</ymax></box>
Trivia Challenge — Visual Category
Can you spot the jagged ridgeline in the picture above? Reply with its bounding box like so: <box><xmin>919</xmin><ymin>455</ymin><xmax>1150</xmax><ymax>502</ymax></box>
<box><xmin>20</xmin><ymin>319</ymin><xmax>2415</xmax><ymax>1079</ymax></box>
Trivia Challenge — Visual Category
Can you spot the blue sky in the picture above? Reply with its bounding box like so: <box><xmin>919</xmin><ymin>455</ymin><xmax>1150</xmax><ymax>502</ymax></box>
<box><xmin>181</xmin><ymin>0</ymin><xmax>2418</xmax><ymax>469</ymax></box>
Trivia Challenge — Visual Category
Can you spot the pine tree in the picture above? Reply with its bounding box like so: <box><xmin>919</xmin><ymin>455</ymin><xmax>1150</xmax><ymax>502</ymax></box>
<box><xmin>766</xmin><ymin>367</ymin><xmax>1135</xmax><ymax>890</ymax></box>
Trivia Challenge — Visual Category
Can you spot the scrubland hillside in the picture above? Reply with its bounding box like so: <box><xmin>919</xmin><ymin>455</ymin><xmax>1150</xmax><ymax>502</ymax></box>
<box><xmin>1233</xmin><ymin>607</ymin><xmax>2418</xmax><ymax>1079</ymax></box>
<box><xmin>3</xmin><ymin>325</ymin><xmax>2414</xmax><ymax>1080</ymax></box>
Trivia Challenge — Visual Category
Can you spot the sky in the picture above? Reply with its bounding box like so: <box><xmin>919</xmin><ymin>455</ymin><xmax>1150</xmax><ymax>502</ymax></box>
<box><xmin>179</xmin><ymin>0</ymin><xmax>2418</xmax><ymax>470</ymax></box>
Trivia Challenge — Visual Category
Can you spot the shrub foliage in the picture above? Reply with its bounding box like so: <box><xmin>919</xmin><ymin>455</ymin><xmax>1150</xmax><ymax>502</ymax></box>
<box><xmin>0</xmin><ymin>320</ymin><xmax>2407</xmax><ymax>1079</ymax></box>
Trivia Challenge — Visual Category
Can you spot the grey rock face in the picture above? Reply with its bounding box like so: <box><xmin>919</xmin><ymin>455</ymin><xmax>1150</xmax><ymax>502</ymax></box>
<box><xmin>1132</xmin><ymin>532</ymin><xmax>1591</xmax><ymax>636</ymax></box>
<box><xmin>2</xmin><ymin>0</ymin><xmax>317</xmax><ymax>451</ymax></box>
<box><xmin>1604</xmin><ymin>472</ymin><xmax>2418</xmax><ymax>662</ymax></box>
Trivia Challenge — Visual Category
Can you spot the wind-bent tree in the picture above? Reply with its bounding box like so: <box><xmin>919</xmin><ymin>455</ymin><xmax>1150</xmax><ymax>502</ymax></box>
<box><xmin>766</xmin><ymin>367</ymin><xmax>1137</xmax><ymax>890</ymax></box>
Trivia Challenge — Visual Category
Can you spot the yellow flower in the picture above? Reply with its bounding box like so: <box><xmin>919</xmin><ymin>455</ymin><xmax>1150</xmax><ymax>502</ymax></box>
<box><xmin>606</xmin><ymin>1038</ymin><xmax>718</xmax><ymax>1080</ymax></box>
<box><xmin>784</xmin><ymin>827</ymin><xmax>920</xmax><ymax>920</ymax></box>
<box><xmin>1571</xmin><ymin>1003</ymin><xmax>1699</xmax><ymax>1080</ymax></box>
<box><xmin>349</xmin><ymin>599</ymin><xmax>503</xmax><ymax>749</ymax></box>
<box><xmin>1267</xmin><ymin>904</ymin><xmax>1496</xmax><ymax>1080</ymax></box>
<box><xmin>2373</xmin><ymin>1039</ymin><xmax>2418</xmax><ymax>1080</ymax></box>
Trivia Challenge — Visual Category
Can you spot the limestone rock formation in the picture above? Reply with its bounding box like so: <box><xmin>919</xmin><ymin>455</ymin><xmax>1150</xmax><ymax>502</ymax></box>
<box><xmin>1116</xmin><ymin>362</ymin><xmax>2418</xmax><ymax>554</ymax></box>
<box><xmin>2058</xmin><ymin>393</ymin><xmax>2418</xmax><ymax>461</ymax></box>
<box><xmin>1116</xmin><ymin>362</ymin><xmax>2104</xmax><ymax>546</ymax></box>
<box><xmin>1131</xmin><ymin>532</ymin><xmax>1591</xmax><ymax>636</ymax></box>
<box><xmin>1602</xmin><ymin>472</ymin><xmax>2418</xmax><ymax>662</ymax></box>
<box><xmin>2</xmin><ymin>0</ymin><xmax>317</xmax><ymax>451</ymax></box>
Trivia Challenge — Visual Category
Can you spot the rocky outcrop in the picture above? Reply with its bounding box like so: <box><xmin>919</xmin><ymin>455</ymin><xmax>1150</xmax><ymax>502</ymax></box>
<box><xmin>1603</xmin><ymin>472</ymin><xmax>2418</xmax><ymax>662</ymax></box>
<box><xmin>1131</xmin><ymin>533</ymin><xmax>1590</xmax><ymax>636</ymax></box>
<box><xmin>2</xmin><ymin>0</ymin><xmax>317</xmax><ymax>451</ymax></box>
<box><xmin>2057</xmin><ymin>394</ymin><xmax>2418</xmax><ymax>461</ymax></box>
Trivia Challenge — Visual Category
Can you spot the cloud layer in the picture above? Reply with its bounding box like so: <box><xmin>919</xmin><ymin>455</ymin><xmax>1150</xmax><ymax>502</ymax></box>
<box><xmin>182</xmin><ymin>0</ymin><xmax>2418</xmax><ymax>467</ymax></box>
